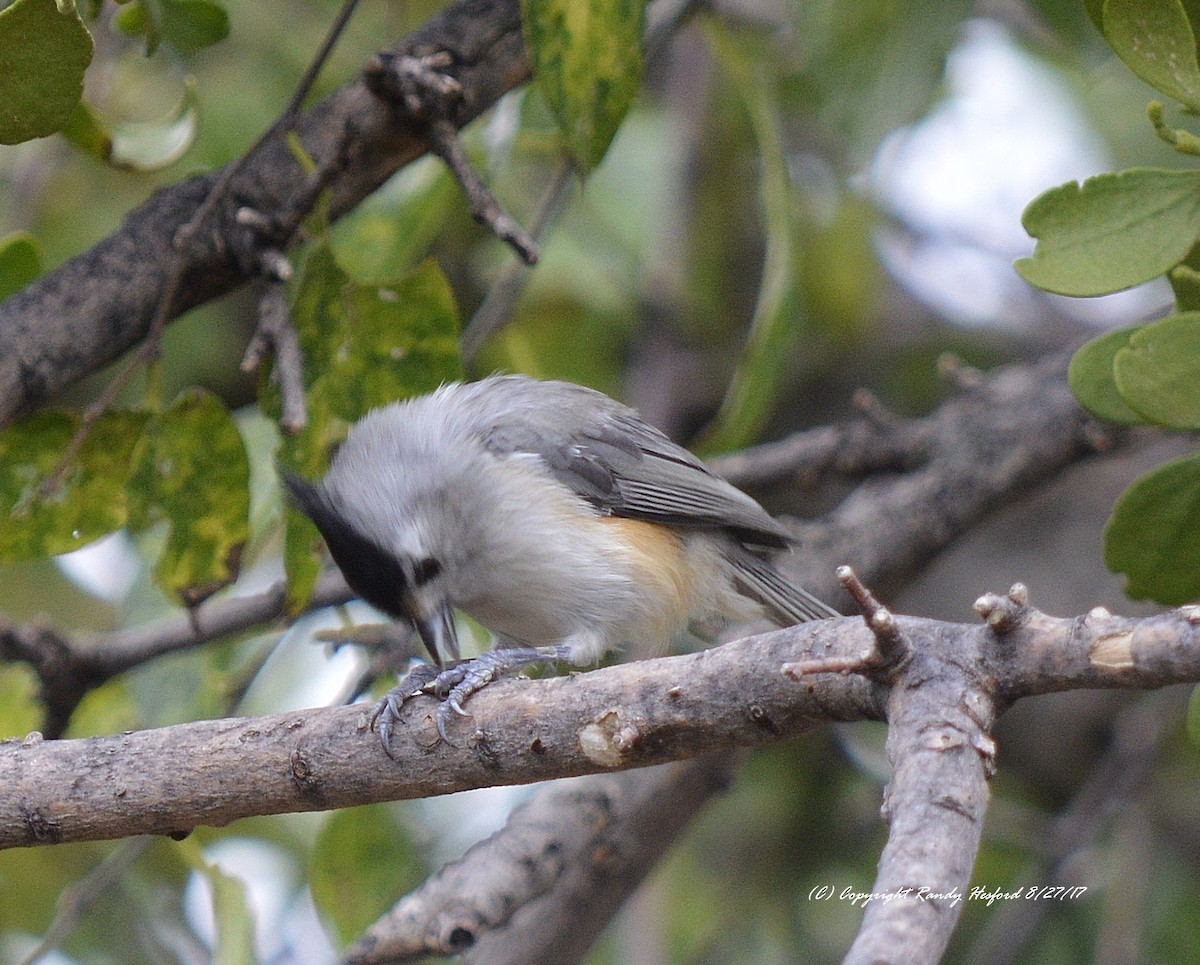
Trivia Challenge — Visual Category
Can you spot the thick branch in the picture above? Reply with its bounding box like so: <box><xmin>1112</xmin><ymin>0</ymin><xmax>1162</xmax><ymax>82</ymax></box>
<box><xmin>0</xmin><ymin>617</ymin><xmax>878</xmax><ymax>850</ymax></box>
<box><xmin>0</xmin><ymin>0</ymin><xmax>529</xmax><ymax>427</ymax></box>
<box><xmin>346</xmin><ymin>755</ymin><xmax>735</xmax><ymax>964</ymax></box>
<box><xmin>762</xmin><ymin>353</ymin><xmax>1119</xmax><ymax>604</ymax></box>
<box><xmin>5</xmin><ymin>603</ymin><xmax>1200</xmax><ymax>853</ymax></box>
<box><xmin>846</xmin><ymin>605</ymin><xmax>996</xmax><ymax>964</ymax></box>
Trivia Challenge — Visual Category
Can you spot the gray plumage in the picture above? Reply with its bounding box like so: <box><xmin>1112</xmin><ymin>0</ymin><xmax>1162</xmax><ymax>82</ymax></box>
<box><xmin>284</xmin><ymin>374</ymin><xmax>835</xmax><ymax>744</ymax></box>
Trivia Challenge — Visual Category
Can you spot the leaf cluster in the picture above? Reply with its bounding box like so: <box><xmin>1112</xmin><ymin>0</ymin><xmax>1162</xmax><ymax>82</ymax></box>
<box><xmin>1018</xmin><ymin>0</ymin><xmax>1200</xmax><ymax>606</ymax></box>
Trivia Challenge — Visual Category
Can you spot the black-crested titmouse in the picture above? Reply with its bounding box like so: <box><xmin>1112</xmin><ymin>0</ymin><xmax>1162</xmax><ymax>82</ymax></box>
<box><xmin>283</xmin><ymin>374</ymin><xmax>836</xmax><ymax>748</ymax></box>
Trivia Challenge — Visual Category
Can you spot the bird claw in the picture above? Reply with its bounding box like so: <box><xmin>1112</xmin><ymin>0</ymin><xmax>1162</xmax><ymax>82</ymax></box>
<box><xmin>371</xmin><ymin>660</ymin><xmax>477</xmax><ymax>752</ymax></box>
<box><xmin>372</xmin><ymin>645</ymin><xmax>572</xmax><ymax>754</ymax></box>
<box><xmin>371</xmin><ymin>662</ymin><xmax>443</xmax><ymax>758</ymax></box>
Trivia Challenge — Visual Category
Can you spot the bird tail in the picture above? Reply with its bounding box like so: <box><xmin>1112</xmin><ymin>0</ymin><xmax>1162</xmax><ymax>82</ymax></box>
<box><xmin>727</xmin><ymin>547</ymin><xmax>840</xmax><ymax>625</ymax></box>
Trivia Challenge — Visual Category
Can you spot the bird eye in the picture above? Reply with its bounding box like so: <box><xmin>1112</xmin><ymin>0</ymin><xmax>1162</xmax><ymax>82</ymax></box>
<box><xmin>412</xmin><ymin>557</ymin><xmax>442</xmax><ymax>586</ymax></box>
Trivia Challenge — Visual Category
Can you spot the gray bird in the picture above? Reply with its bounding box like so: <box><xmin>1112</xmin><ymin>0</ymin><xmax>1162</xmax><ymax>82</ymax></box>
<box><xmin>283</xmin><ymin>374</ymin><xmax>835</xmax><ymax>750</ymax></box>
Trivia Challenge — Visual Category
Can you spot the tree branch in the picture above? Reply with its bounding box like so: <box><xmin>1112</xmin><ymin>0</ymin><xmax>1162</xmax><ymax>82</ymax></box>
<box><xmin>6</xmin><ymin>593</ymin><xmax>1200</xmax><ymax>962</ymax></box>
<box><xmin>0</xmin><ymin>0</ymin><xmax>530</xmax><ymax>428</ymax></box>
<box><xmin>346</xmin><ymin>755</ymin><xmax>736</xmax><ymax>964</ymax></box>
<box><xmin>4</xmin><ymin>602</ymin><xmax>1198</xmax><ymax>849</ymax></box>
<box><xmin>760</xmin><ymin>352</ymin><xmax>1121</xmax><ymax>605</ymax></box>
<box><xmin>0</xmin><ymin>616</ymin><xmax>874</xmax><ymax>849</ymax></box>
<box><xmin>0</xmin><ymin>569</ymin><xmax>354</xmax><ymax>738</ymax></box>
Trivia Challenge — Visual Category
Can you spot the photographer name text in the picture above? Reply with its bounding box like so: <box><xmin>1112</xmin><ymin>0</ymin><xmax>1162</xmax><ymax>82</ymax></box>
<box><xmin>808</xmin><ymin>885</ymin><xmax>1089</xmax><ymax>909</ymax></box>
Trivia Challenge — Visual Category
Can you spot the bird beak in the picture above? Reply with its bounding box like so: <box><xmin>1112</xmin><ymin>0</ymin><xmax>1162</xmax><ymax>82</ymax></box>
<box><xmin>413</xmin><ymin>599</ymin><xmax>459</xmax><ymax>666</ymax></box>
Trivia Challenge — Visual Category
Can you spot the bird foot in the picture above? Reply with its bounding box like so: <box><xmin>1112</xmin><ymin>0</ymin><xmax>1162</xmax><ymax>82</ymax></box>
<box><xmin>371</xmin><ymin>645</ymin><xmax>572</xmax><ymax>754</ymax></box>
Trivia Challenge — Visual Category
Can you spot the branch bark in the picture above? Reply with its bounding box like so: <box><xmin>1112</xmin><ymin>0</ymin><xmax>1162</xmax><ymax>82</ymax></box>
<box><xmin>347</xmin><ymin>755</ymin><xmax>736</xmax><ymax>964</ymax></box>
<box><xmin>0</xmin><ymin>569</ymin><xmax>355</xmax><ymax>738</ymax></box>
<box><xmin>0</xmin><ymin>616</ymin><xmax>878</xmax><ymax>850</ymax></box>
<box><xmin>5</xmin><ymin>602</ymin><xmax>1199</xmax><ymax>852</ymax></box>
<box><xmin>758</xmin><ymin>352</ymin><xmax>1121</xmax><ymax>606</ymax></box>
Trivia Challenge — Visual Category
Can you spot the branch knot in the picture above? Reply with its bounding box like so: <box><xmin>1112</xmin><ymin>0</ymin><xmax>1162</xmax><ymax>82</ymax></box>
<box><xmin>974</xmin><ymin>583</ymin><xmax>1030</xmax><ymax>635</ymax></box>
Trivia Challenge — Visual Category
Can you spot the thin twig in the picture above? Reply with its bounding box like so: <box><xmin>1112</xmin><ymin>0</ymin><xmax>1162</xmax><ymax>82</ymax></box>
<box><xmin>18</xmin><ymin>837</ymin><xmax>154</xmax><ymax>965</ymax></box>
<box><xmin>41</xmin><ymin>0</ymin><xmax>365</xmax><ymax>492</ymax></box>
<box><xmin>285</xmin><ymin>0</ymin><xmax>365</xmax><ymax>119</ymax></box>
<box><xmin>783</xmin><ymin>566</ymin><xmax>910</xmax><ymax>679</ymax></box>
<box><xmin>426</xmin><ymin>117</ymin><xmax>540</xmax><ymax>264</ymax></box>
<box><xmin>242</xmin><ymin>280</ymin><xmax>308</xmax><ymax>432</ymax></box>
<box><xmin>0</xmin><ymin>569</ymin><xmax>354</xmax><ymax>738</ymax></box>
<box><xmin>461</xmin><ymin>157</ymin><xmax>576</xmax><ymax>361</ymax></box>
<box><xmin>363</xmin><ymin>50</ymin><xmax>540</xmax><ymax>264</ymax></box>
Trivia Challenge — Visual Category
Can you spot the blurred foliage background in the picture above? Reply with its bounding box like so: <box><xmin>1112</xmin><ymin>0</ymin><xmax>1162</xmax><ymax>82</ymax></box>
<box><xmin>2</xmin><ymin>0</ymin><xmax>1198</xmax><ymax>961</ymax></box>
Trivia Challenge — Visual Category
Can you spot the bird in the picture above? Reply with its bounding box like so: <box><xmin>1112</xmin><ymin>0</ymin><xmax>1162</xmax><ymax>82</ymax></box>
<box><xmin>282</xmin><ymin>374</ymin><xmax>836</xmax><ymax>751</ymax></box>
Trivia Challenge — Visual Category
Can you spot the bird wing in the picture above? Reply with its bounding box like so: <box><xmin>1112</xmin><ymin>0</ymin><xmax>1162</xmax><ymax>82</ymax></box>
<box><xmin>471</xmin><ymin>376</ymin><xmax>791</xmax><ymax>548</ymax></box>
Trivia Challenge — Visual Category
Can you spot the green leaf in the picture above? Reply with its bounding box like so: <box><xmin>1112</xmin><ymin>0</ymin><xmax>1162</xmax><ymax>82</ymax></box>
<box><xmin>694</xmin><ymin>18</ymin><xmax>800</xmax><ymax>454</ymax></box>
<box><xmin>1170</xmin><ymin>240</ymin><xmax>1200</xmax><ymax>309</ymax></box>
<box><xmin>112</xmin><ymin>1</ymin><xmax>153</xmax><ymax>50</ymax></box>
<box><xmin>278</xmin><ymin>251</ymin><xmax>463</xmax><ymax>612</ymax></box>
<box><xmin>115</xmin><ymin>0</ymin><xmax>229</xmax><ymax>55</ymax></box>
<box><xmin>110</xmin><ymin>82</ymin><xmax>198</xmax><ymax>171</ymax></box>
<box><xmin>0</xmin><ymin>664</ymin><xmax>40</xmax><ymax>739</ymax></box>
<box><xmin>59</xmin><ymin>100</ymin><xmax>113</xmax><ymax>162</ymax></box>
<box><xmin>0</xmin><ymin>410</ymin><xmax>148</xmax><ymax>561</ymax></box>
<box><xmin>1105</xmin><ymin>454</ymin><xmax>1200</xmax><ymax>604</ymax></box>
<box><xmin>1170</xmin><ymin>263</ymin><xmax>1200</xmax><ymax>310</ymax></box>
<box><xmin>330</xmin><ymin>159</ymin><xmax>459</xmax><ymax>285</ymax></box>
<box><xmin>522</xmin><ymin>0</ymin><xmax>647</xmax><ymax>172</ymax></box>
<box><xmin>174</xmin><ymin>839</ymin><xmax>257</xmax><ymax>965</ymax></box>
<box><xmin>1101</xmin><ymin>0</ymin><xmax>1200</xmax><ymax>110</ymax></box>
<box><xmin>159</xmin><ymin>0</ymin><xmax>229</xmax><ymax>55</ymax></box>
<box><xmin>283</xmin><ymin>509</ymin><xmax>325</xmax><ymax>618</ymax></box>
<box><xmin>0</xmin><ymin>0</ymin><xmax>94</xmax><ymax>144</ymax></box>
<box><xmin>0</xmin><ymin>231</ymin><xmax>42</xmax><ymax>302</ymax></box>
<box><xmin>1067</xmin><ymin>327</ymin><xmax>1147</xmax><ymax>425</ymax></box>
<box><xmin>310</xmin><ymin>805</ymin><xmax>427</xmax><ymax>944</ymax></box>
<box><xmin>279</xmin><ymin>250</ymin><xmax>462</xmax><ymax>448</ymax></box>
<box><xmin>61</xmin><ymin>82</ymin><xmax>198</xmax><ymax>170</ymax></box>
<box><xmin>1114</xmin><ymin>312</ymin><xmax>1200</xmax><ymax>428</ymax></box>
<box><xmin>1016</xmin><ymin>169</ymin><xmax>1200</xmax><ymax>296</ymax></box>
<box><xmin>128</xmin><ymin>390</ymin><xmax>250</xmax><ymax>606</ymax></box>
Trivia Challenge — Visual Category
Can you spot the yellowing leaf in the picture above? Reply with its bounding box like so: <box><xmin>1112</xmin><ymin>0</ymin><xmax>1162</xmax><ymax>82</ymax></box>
<box><xmin>0</xmin><ymin>411</ymin><xmax>148</xmax><ymax>560</ymax></box>
<box><xmin>279</xmin><ymin>252</ymin><xmax>463</xmax><ymax>613</ymax></box>
<box><xmin>128</xmin><ymin>390</ymin><xmax>250</xmax><ymax>606</ymax></box>
<box><xmin>523</xmin><ymin>0</ymin><xmax>647</xmax><ymax>172</ymax></box>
